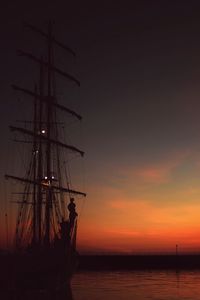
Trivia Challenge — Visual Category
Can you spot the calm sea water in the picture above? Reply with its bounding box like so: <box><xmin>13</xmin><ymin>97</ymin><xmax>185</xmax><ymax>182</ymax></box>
<box><xmin>2</xmin><ymin>270</ymin><xmax>200</xmax><ymax>299</ymax></box>
<box><xmin>71</xmin><ymin>270</ymin><xmax>200</xmax><ymax>300</ymax></box>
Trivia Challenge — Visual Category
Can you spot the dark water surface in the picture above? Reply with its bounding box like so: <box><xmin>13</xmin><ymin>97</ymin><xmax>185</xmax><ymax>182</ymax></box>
<box><xmin>71</xmin><ymin>270</ymin><xmax>200</xmax><ymax>300</ymax></box>
<box><xmin>2</xmin><ymin>270</ymin><xmax>200</xmax><ymax>299</ymax></box>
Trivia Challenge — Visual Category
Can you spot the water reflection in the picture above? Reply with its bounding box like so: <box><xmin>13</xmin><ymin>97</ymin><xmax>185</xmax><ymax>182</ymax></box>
<box><xmin>3</xmin><ymin>270</ymin><xmax>200</xmax><ymax>299</ymax></box>
<box><xmin>0</xmin><ymin>284</ymin><xmax>73</xmax><ymax>300</ymax></box>
<box><xmin>71</xmin><ymin>270</ymin><xmax>200</xmax><ymax>300</ymax></box>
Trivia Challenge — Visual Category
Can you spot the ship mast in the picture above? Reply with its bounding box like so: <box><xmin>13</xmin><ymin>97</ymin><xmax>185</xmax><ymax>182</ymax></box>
<box><xmin>45</xmin><ymin>21</ymin><xmax>53</xmax><ymax>246</ymax></box>
<box><xmin>37</xmin><ymin>59</ymin><xmax>44</xmax><ymax>246</ymax></box>
<box><xmin>32</xmin><ymin>84</ymin><xmax>37</xmax><ymax>245</ymax></box>
<box><xmin>5</xmin><ymin>22</ymin><xmax>86</xmax><ymax>250</ymax></box>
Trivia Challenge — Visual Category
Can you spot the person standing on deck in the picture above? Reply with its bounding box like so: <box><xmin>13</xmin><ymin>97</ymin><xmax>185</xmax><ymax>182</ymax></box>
<box><xmin>68</xmin><ymin>198</ymin><xmax>78</xmax><ymax>226</ymax></box>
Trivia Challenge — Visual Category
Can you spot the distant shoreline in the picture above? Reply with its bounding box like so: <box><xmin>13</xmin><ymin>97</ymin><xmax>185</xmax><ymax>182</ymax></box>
<box><xmin>78</xmin><ymin>254</ymin><xmax>200</xmax><ymax>270</ymax></box>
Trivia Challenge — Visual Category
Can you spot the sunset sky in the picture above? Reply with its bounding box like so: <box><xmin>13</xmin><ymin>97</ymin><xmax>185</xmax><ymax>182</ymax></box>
<box><xmin>2</xmin><ymin>1</ymin><xmax>200</xmax><ymax>253</ymax></box>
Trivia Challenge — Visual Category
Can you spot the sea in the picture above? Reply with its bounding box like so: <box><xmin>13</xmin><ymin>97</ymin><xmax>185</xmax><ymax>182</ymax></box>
<box><xmin>2</xmin><ymin>270</ymin><xmax>200</xmax><ymax>299</ymax></box>
<box><xmin>71</xmin><ymin>270</ymin><xmax>200</xmax><ymax>300</ymax></box>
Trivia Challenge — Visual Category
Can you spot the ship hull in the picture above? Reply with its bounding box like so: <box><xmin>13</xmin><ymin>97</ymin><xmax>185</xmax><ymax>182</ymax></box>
<box><xmin>0</xmin><ymin>248</ymin><xmax>78</xmax><ymax>291</ymax></box>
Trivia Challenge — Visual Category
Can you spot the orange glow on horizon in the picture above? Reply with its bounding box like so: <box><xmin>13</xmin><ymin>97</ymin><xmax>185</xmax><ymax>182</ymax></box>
<box><xmin>76</xmin><ymin>154</ymin><xmax>200</xmax><ymax>254</ymax></box>
<box><xmin>2</xmin><ymin>149</ymin><xmax>200</xmax><ymax>253</ymax></box>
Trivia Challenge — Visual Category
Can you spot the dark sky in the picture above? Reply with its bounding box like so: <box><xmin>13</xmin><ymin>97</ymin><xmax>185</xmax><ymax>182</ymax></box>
<box><xmin>2</xmin><ymin>1</ymin><xmax>200</xmax><ymax>162</ymax></box>
<box><xmin>2</xmin><ymin>1</ymin><xmax>200</xmax><ymax>251</ymax></box>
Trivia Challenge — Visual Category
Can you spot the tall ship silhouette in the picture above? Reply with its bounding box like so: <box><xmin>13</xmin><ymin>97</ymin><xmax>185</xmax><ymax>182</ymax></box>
<box><xmin>2</xmin><ymin>21</ymin><xmax>86</xmax><ymax>290</ymax></box>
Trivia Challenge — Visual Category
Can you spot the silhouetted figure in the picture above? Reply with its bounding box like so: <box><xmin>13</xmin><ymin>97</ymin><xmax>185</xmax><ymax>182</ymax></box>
<box><xmin>59</xmin><ymin>220</ymin><xmax>70</xmax><ymax>243</ymax></box>
<box><xmin>68</xmin><ymin>198</ymin><xmax>78</xmax><ymax>226</ymax></box>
